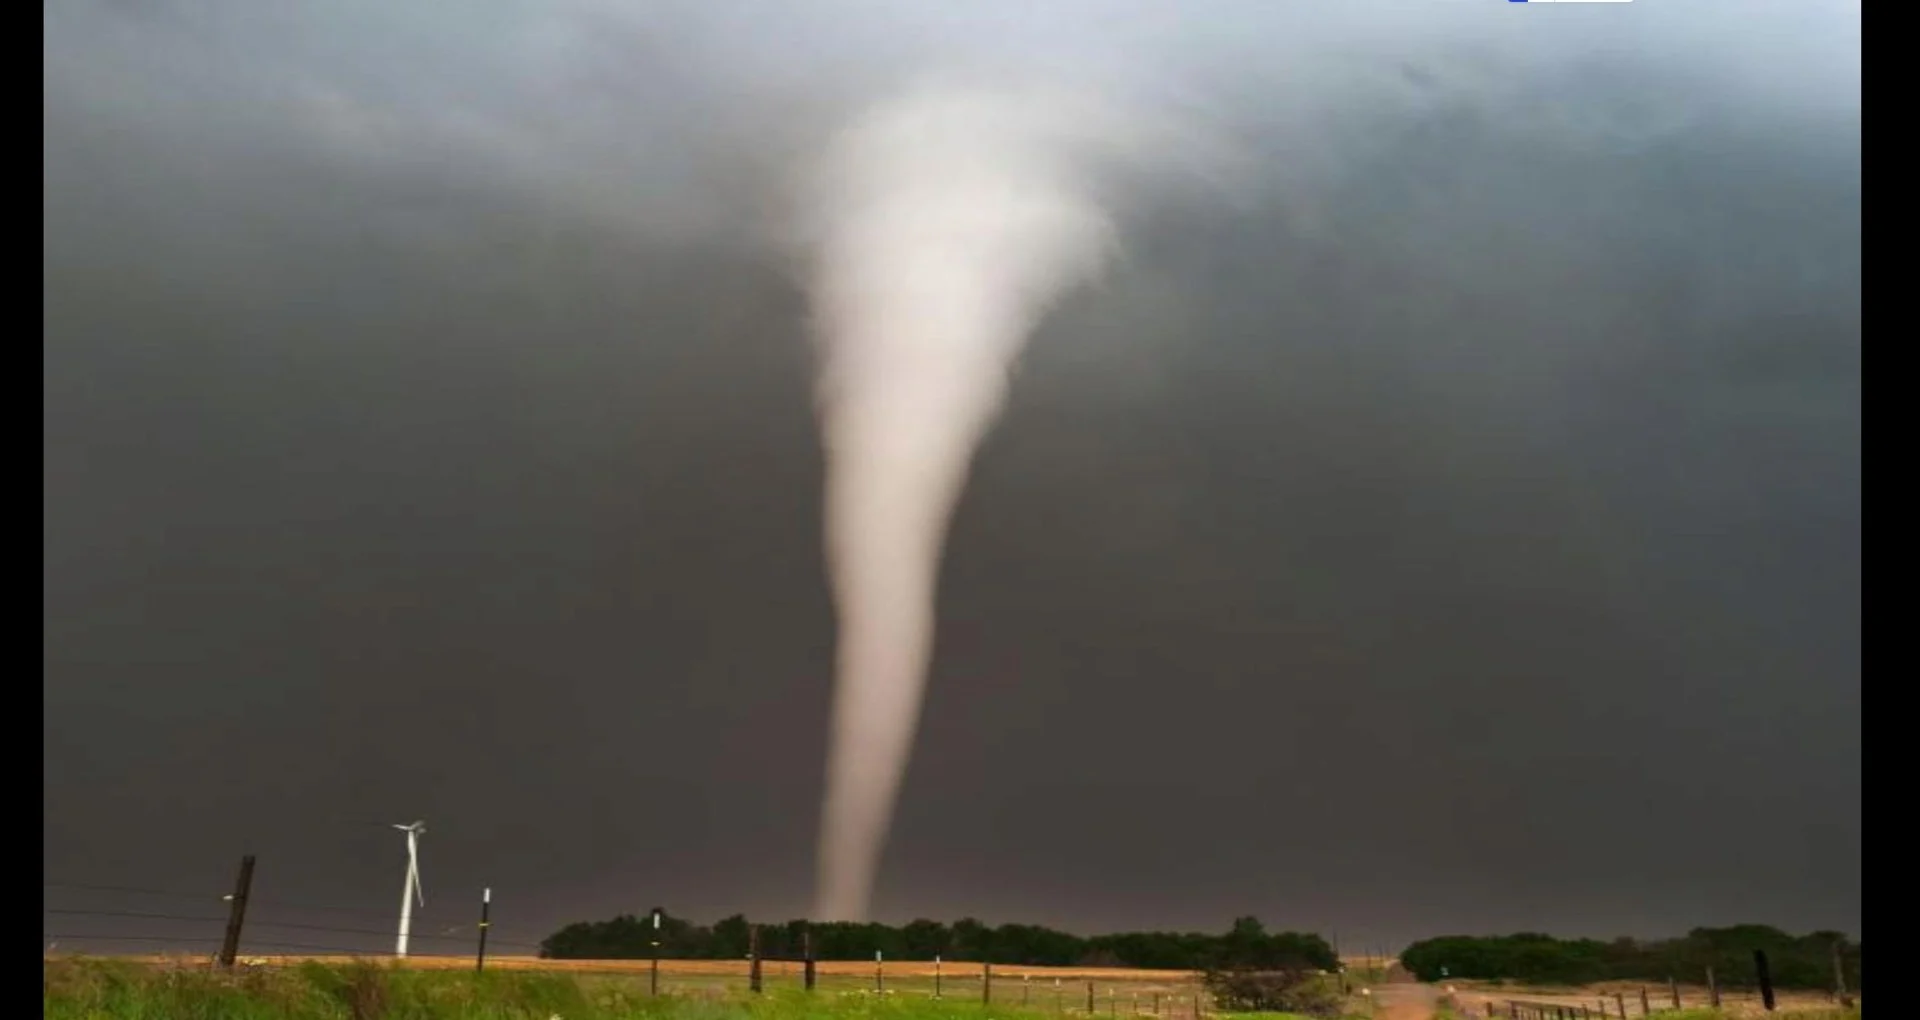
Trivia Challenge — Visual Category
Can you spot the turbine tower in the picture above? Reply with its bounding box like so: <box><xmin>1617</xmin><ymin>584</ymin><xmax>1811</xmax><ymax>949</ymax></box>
<box><xmin>392</xmin><ymin>820</ymin><xmax>426</xmax><ymax>957</ymax></box>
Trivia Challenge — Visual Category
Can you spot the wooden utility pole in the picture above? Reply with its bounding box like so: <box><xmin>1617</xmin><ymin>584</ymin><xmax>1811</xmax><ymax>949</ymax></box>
<box><xmin>649</xmin><ymin>907</ymin><xmax>663</xmax><ymax>996</ymax></box>
<box><xmin>217</xmin><ymin>855</ymin><xmax>255</xmax><ymax>968</ymax></box>
<box><xmin>1755</xmin><ymin>949</ymin><xmax>1776</xmax><ymax>1011</ymax></box>
<box><xmin>474</xmin><ymin>888</ymin><xmax>491</xmax><ymax>973</ymax></box>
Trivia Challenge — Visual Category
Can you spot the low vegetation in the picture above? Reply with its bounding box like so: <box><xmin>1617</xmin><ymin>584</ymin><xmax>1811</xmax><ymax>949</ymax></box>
<box><xmin>1200</xmin><ymin>965</ymin><xmax>1343</xmax><ymax>1017</ymax></box>
<box><xmin>541</xmin><ymin>913</ymin><xmax>1336</xmax><ymax>974</ymax></box>
<box><xmin>1399</xmin><ymin>926</ymin><xmax>1860</xmax><ymax>991</ymax></box>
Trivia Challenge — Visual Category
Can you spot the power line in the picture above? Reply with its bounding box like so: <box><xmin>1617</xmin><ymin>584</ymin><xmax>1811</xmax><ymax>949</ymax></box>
<box><xmin>44</xmin><ymin>934</ymin><xmax>219</xmax><ymax>944</ymax></box>
<box><xmin>43</xmin><ymin>933</ymin><xmax>488</xmax><ymax>957</ymax></box>
<box><xmin>42</xmin><ymin>907</ymin><xmax>548</xmax><ymax>950</ymax></box>
<box><xmin>45</xmin><ymin>885</ymin><xmax>523</xmax><ymax>939</ymax></box>
<box><xmin>43</xmin><ymin>881</ymin><xmax>223</xmax><ymax>901</ymax></box>
<box><xmin>44</xmin><ymin>908</ymin><xmax>228</xmax><ymax>923</ymax></box>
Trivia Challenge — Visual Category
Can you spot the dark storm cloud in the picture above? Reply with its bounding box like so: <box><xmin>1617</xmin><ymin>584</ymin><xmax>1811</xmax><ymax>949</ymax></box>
<box><xmin>46</xmin><ymin>0</ymin><xmax>1855</xmax><ymax>950</ymax></box>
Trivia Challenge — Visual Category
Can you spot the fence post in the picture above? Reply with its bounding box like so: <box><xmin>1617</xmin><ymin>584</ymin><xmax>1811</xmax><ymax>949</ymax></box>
<box><xmin>1088</xmin><ymin>981</ymin><xmax>1096</xmax><ymax>1014</ymax></box>
<box><xmin>1754</xmin><ymin>949</ymin><xmax>1775</xmax><ymax>1011</ymax></box>
<box><xmin>934</xmin><ymin>954</ymin><xmax>942</xmax><ymax>999</ymax></box>
<box><xmin>748</xmin><ymin>926</ymin><xmax>762</xmax><ymax>994</ymax></box>
<box><xmin>875</xmin><ymin>950</ymin><xmax>884</xmax><ymax>994</ymax></box>
<box><xmin>983</xmin><ymin>961</ymin><xmax>992</xmax><ymax>1004</ymax></box>
<box><xmin>1706</xmin><ymin>966</ymin><xmax>1719</xmax><ymax>1007</ymax></box>
<box><xmin>803</xmin><ymin>931</ymin><xmax>816</xmax><ymax>992</ymax></box>
<box><xmin>1613</xmin><ymin>992</ymin><xmax>1625</xmax><ymax>1018</ymax></box>
<box><xmin>474</xmin><ymin>888</ymin><xmax>491</xmax><ymax>974</ymax></box>
<box><xmin>217</xmin><ymin>854</ymin><xmax>255</xmax><ymax>969</ymax></box>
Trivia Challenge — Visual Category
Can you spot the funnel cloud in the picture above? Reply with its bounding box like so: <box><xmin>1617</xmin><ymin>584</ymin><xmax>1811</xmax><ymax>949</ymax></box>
<box><xmin>804</xmin><ymin>84</ymin><xmax>1134</xmax><ymax>921</ymax></box>
<box><xmin>43</xmin><ymin>0</ymin><xmax>1856</xmax><ymax>946</ymax></box>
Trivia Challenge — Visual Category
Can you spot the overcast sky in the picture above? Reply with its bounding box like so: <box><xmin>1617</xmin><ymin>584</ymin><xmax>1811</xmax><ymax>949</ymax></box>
<box><xmin>44</xmin><ymin>0</ymin><xmax>1858</xmax><ymax>956</ymax></box>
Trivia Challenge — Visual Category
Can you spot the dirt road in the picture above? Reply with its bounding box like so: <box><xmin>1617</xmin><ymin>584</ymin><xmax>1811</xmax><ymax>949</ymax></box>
<box><xmin>1370</xmin><ymin>972</ymin><xmax>1439</xmax><ymax>1020</ymax></box>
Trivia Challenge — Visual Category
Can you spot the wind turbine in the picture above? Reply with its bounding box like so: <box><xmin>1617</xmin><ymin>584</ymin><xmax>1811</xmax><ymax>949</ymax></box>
<box><xmin>392</xmin><ymin>820</ymin><xmax>426</xmax><ymax>957</ymax></box>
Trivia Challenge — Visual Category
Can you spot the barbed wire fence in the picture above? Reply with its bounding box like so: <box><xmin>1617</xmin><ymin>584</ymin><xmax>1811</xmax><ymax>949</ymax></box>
<box><xmin>42</xmin><ymin>868</ymin><xmax>1226</xmax><ymax>1016</ymax></box>
<box><xmin>42</xmin><ymin>873</ymin><xmax>553</xmax><ymax>966</ymax></box>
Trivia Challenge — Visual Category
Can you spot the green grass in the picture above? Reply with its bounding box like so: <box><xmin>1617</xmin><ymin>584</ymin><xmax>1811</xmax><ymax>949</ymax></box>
<box><xmin>44</xmin><ymin>957</ymin><xmax>1231</xmax><ymax>1020</ymax></box>
<box><xmin>42</xmin><ymin>959</ymin><xmax>1858</xmax><ymax>1020</ymax></box>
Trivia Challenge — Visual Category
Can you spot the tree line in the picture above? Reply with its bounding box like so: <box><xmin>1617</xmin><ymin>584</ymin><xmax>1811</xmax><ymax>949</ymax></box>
<box><xmin>1398</xmin><ymin>926</ymin><xmax>1861</xmax><ymax>991</ymax></box>
<box><xmin>539</xmin><ymin>913</ymin><xmax>1337</xmax><ymax>972</ymax></box>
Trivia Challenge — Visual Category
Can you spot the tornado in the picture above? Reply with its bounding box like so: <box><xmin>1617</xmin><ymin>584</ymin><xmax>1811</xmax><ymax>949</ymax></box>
<box><xmin>802</xmin><ymin>82</ymin><xmax>1128</xmax><ymax>922</ymax></box>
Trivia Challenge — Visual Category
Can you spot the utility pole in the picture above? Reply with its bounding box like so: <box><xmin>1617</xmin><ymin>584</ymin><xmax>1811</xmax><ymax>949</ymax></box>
<box><xmin>1755</xmin><ymin>950</ymin><xmax>1776</xmax><ymax>1011</ymax></box>
<box><xmin>475</xmin><ymin>888</ymin><xmax>491</xmax><ymax>973</ymax></box>
<box><xmin>217</xmin><ymin>855</ymin><xmax>256</xmax><ymax>969</ymax></box>
<box><xmin>649</xmin><ymin>907</ymin><xmax>663</xmax><ymax>996</ymax></box>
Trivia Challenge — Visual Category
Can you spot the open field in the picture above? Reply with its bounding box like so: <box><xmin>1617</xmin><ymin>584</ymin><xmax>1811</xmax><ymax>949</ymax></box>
<box><xmin>82</xmin><ymin>954</ymin><xmax>1211</xmax><ymax>994</ymax></box>
<box><xmin>40</xmin><ymin>956</ymin><xmax>1302</xmax><ymax>1019</ymax></box>
<box><xmin>43</xmin><ymin>956</ymin><xmax>1862</xmax><ymax>1020</ymax></box>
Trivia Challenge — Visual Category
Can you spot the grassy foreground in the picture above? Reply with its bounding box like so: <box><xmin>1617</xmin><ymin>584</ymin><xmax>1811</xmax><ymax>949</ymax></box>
<box><xmin>43</xmin><ymin>957</ymin><xmax>1285</xmax><ymax>1020</ymax></box>
<box><xmin>44</xmin><ymin>958</ymin><xmax>1861</xmax><ymax>1019</ymax></box>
